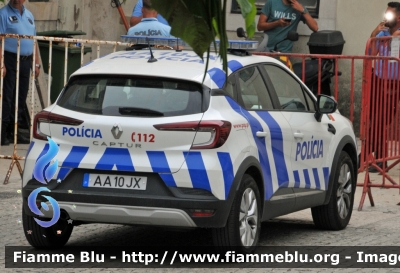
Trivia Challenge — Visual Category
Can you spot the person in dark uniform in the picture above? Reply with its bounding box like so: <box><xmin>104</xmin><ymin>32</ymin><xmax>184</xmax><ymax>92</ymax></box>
<box><xmin>0</xmin><ymin>0</ymin><xmax>40</xmax><ymax>145</ymax></box>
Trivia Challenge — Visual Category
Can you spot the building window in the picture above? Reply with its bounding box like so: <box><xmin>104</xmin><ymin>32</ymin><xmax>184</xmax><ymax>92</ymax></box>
<box><xmin>231</xmin><ymin>0</ymin><xmax>320</xmax><ymax>18</ymax></box>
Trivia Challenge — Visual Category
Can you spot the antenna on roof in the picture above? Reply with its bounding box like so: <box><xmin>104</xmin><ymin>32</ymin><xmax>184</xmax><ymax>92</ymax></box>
<box><xmin>175</xmin><ymin>37</ymin><xmax>182</xmax><ymax>52</ymax></box>
<box><xmin>147</xmin><ymin>37</ymin><xmax>157</xmax><ymax>63</ymax></box>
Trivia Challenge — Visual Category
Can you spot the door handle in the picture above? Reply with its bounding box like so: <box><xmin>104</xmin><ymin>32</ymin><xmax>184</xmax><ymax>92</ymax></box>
<box><xmin>294</xmin><ymin>132</ymin><xmax>304</xmax><ymax>139</ymax></box>
<box><xmin>328</xmin><ymin>124</ymin><xmax>336</xmax><ymax>135</ymax></box>
<box><xmin>256</xmin><ymin>131</ymin><xmax>268</xmax><ymax>137</ymax></box>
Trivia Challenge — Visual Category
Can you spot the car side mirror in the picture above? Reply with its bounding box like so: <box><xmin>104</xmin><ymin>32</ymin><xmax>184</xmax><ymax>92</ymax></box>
<box><xmin>315</xmin><ymin>95</ymin><xmax>337</xmax><ymax>122</ymax></box>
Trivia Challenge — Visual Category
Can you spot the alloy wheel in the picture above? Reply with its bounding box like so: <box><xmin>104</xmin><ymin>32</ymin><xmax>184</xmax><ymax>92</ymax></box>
<box><xmin>239</xmin><ymin>188</ymin><xmax>258</xmax><ymax>246</ymax></box>
<box><xmin>337</xmin><ymin>163</ymin><xmax>352</xmax><ymax>219</ymax></box>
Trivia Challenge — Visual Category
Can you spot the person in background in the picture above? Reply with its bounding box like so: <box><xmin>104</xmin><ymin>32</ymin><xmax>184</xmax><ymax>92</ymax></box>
<box><xmin>371</xmin><ymin>2</ymin><xmax>400</xmax><ymax>38</ymax></box>
<box><xmin>0</xmin><ymin>0</ymin><xmax>40</xmax><ymax>146</ymax></box>
<box><xmin>130</xmin><ymin>0</ymin><xmax>169</xmax><ymax>27</ymax></box>
<box><xmin>127</xmin><ymin>0</ymin><xmax>171</xmax><ymax>37</ymax></box>
<box><xmin>257</xmin><ymin>0</ymin><xmax>318</xmax><ymax>53</ymax></box>
<box><xmin>367</xmin><ymin>2</ymin><xmax>400</xmax><ymax>173</ymax></box>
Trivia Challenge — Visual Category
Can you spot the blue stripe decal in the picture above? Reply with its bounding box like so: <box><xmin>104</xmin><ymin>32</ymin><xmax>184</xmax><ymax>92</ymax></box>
<box><xmin>26</xmin><ymin>141</ymin><xmax>35</xmax><ymax>158</ymax></box>
<box><xmin>279</xmin><ymin>181</ymin><xmax>290</xmax><ymax>188</ymax></box>
<box><xmin>61</xmin><ymin>146</ymin><xmax>89</xmax><ymax>168</ymax></box>
<box><xmin>303</xmin><ymin>169</ymin><xmax>311</xmax><ymax>189</ymax></box>
<box><xmin>323</xmin><ymin>167</ymin><xmax>330</xmax><ymax>190</ymax></box>
<box><xmin>147</xmin><ymin>151</ymin><xmax>176</xmax><ymax>187</ymax></box>
<box><xmin>312</xmin><ymin>168</ymin><xmax>321</xmax><ymax>189</ymax></box>
<box><xmin>228</xmin><ymin>60</ymin><xmax>243</xmax><ymax>73</ymax></box>
<box><xmin>183</xmin><ymin>151</ymin><xmax>211</xmax><ymax>192</ymax></box>
<box><xmin>57</xmin><ymin>168</ymin><xmax>71</xmax><ymax>180</ymax></box>
<box><xmin>293</xmin><ymin>170</ymin><xmax>300</xmax><ymax>188</ymax></box>
<box><xmin>225</xmin><ymin>97</ymin><xmax>273</xmax><ymax>200</ymax></box>
<box><xmin>159</xmin><ymin>174</ymin><xmax>176</xmax><ymax>187</ymax></box>
<box><xmin>256</xmin><ymin>111</ymin><xmax>289</xmax><ymax>187</ymax></box>
<box><xmin>56</xmin><ymin>146</ymin><xmax>89</xmax><ymax>180</ymax></box>
<box><xmin>36</xmin><ymin>144</ymin><xmax>50</xmax><ymax>162</ymax></box>
<box><xmin>95</xmin><ymin>148</ymin><xmax>135</xmax><ymax>172</ymax></box>
<box><xmin>208</xmin><ymin>68</ymin><xmax>226</xmax><ymax>88</ymax></box>
<box><xmin>217</xmin><ymin>152</ymin><xmax>234</xmax><ymax>200</ymax></box>
<box><xmin>82</xmin><ymin>173</ymin><xmax>90</xmax><ymax>187</ymax></box>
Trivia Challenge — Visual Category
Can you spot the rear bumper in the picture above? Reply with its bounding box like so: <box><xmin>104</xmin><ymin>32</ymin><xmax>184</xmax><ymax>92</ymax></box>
<box><xmin>22</xmin><ymin>175</ymin><xmax>232</xmax><ymax>228</ymax></box>
<box><xmin>36</xmin><ymin>202</ymin><xmax>197</xmax><ymax>227</ymax></box>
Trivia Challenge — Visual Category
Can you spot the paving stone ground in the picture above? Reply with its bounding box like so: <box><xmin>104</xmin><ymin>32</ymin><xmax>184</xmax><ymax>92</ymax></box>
<box><xmin>1</xmin><ymin>145</ymin><xmax>399</xmax><ymax>272</ymax></box>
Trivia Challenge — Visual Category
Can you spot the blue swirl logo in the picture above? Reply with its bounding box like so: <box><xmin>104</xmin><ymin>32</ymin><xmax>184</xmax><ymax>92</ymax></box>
<box><xmin>33</xmin><ymin>137</ymin><xmax>59</xmax><ymax>184</ymax></box>
<box><xmin>28</xmin><ymin>137</ymin><xmax>61</xmax><ymax>228</ymax></box>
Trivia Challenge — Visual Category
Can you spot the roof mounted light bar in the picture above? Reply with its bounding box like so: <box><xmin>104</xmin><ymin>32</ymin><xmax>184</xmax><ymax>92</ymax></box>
<box><xmin>121</xmin><ymin>35</ymin><xmax>259</xmax><ymax>51</ymax></box>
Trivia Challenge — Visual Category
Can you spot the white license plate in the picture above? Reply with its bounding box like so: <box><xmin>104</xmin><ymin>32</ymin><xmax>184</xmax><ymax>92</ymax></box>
<box><xmin>83</xmin><ymin>174</ymin><xmax>147</xmax><ymax>190</ymax></box>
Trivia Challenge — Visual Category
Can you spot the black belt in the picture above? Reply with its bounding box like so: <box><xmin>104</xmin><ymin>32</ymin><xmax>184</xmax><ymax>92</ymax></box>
<box><xmin>5</xmin><ymin>51</ymin><xmax>32</xmax><ymax>60</ymax></box>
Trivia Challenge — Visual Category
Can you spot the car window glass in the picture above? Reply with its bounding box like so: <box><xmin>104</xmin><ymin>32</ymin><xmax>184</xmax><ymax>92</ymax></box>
<box><xmin>264</xmin><ymin>64</ymin><xmax>313</xmax><ymax>112</ymax></box>
<box><xmin>237</xmin><ymin>66</ymin><xmax>273</xmax><ymax>110</ymax></box>
<box><xmin>304</xmin><ymin>89</ymin><xmax>315</xmax><ymax>112</ymax></box>
<box><xmin>224</xmin><ymin>75</ymin><xmax>235</xmax><ymax>98</ymax></box>
<box><xmin>57</xmin><ymin>76</ymin><xmax>204</xmax><ymax>117</ymax></box>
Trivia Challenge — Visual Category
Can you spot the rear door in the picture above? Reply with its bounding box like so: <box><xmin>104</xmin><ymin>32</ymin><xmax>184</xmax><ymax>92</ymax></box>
<box><xmin>233</xmin><ymin>65</ymin><xmax>294</xmax><ymax>204</ymax></box>
<box><xmin>48</xmin><ymin>76</ymin><xmax>205</xmax><ymax>175</ymax></box>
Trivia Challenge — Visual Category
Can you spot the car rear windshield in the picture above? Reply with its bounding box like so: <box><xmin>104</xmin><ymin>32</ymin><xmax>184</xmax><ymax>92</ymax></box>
<box><xmin>57</xmin><ymin>76</ymin><xmax>205</xmax><ymax>117</ymax></box>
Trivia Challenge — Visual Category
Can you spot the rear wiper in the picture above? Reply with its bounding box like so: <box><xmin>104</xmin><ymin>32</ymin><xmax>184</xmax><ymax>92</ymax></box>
<box><xmin>119</xmin><ymin>107</ymin><xmax>164</xmax><ymax>117</ymax></box>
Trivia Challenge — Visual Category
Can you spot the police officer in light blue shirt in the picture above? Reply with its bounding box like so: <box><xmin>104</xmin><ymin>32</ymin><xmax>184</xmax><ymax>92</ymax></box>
<box><xmin>130</xmin><ymin>0</ymin><xmax>169</xmax><ymax>27</ymax></box>
<box><xmin>127</xmin><ymin>0</ymin><xmax>171</xmax><ymax>37</ymax></box>
<box><xmin>0</xmin><ymin>0</ymin><xmax>40</xmax><ymax>146</ymax></box>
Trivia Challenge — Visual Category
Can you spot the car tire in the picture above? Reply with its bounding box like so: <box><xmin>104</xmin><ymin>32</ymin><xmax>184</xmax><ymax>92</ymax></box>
<box><xmin>22</xmin><ymin>207</ymin><xmax>73</xmax><ymax>249</ymax></box>
<box><xmin>311</xmin><ymin>151</ymin><xmax>355</xmax><ymax>230</ymax></box>
<box><xmin>212</xmin><ymin>174</ymin><xmax>261</xmax><ymax>253</ymax></box>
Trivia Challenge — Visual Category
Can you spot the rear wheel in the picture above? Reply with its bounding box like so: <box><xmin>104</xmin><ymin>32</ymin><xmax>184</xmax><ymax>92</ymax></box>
<box><xmin>311</xmin><ymin>151</ymin><xmax>355</xmax><ymax>230</ymax></box>
<box><xmin>212</xmin><ymin>174</ymin><xmax>261</xmax><ymax>253</ymax></box>
<box><xmin>22</xmin><ymin>207</ymin><xmax>73</xmax><ymax>249</ymax></box>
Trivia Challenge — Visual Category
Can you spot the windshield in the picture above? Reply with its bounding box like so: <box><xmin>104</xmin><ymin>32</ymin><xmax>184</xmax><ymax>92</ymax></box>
<box><xmin>57</xmin><ymin>76</ymin><xmax>204</xmax><ymax>117</ymax></box>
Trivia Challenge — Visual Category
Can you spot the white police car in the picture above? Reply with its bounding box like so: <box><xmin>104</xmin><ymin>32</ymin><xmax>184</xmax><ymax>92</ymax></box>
<box><xmin>22</xmin><ymin>37</ymin><xmax>357</xmax><ymax>252</ymax></box>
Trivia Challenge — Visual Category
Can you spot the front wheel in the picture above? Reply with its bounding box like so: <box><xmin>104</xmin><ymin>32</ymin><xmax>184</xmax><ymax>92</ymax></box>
<box><xmin>311</xmin><ymin>151</ymin><xmax>355</xmax><ymax>230</ymax></box>
<box><xmin>212</xmin><ymin>174</ymin><xmax>261</xmax><ymax>253</ymax></box>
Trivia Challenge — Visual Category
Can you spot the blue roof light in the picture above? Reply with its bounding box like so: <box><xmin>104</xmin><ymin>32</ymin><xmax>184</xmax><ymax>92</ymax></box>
<box><xmin>121</xmin><ymin>36</ymin><xmax>259</xmax><ymax>51</ymax></box>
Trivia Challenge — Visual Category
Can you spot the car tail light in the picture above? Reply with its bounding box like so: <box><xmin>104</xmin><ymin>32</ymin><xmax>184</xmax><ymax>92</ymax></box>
<box><xmin>33</xmin><ymin>111</ymin><xmax>83</xmax><ymax>141</ymax></box>
<box><xmin>154</xmin><ymin>120</ymin><xmax>231</xmax><ymax>149</ymax></box>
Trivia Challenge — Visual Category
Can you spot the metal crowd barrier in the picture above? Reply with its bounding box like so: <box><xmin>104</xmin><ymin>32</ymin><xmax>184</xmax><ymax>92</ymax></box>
<box><xmin>0</xmin><ymin>33</ymin><xmax>132</xmax><ymax>184</ymax></box>
<box><xmin>358</xmin><ymin>36</ymin><xmax>400</xmax><ymax>210</ymax></box>
<box><xmin>252</xmin><ymin>51</ymin><xmax>375</xmax><ymax>124</ymax></box>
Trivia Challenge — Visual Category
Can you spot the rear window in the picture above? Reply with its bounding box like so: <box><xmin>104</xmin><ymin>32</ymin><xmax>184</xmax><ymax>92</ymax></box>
<box><xmin>57</xmin><ymin>76</ymin><xmax>204</xmax><ymax>117</ymax></box>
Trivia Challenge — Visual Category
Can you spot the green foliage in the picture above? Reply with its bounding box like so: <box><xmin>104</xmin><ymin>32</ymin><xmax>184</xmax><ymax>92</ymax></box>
<box><xmin>151</xmin><ymin>0</ymin><xmax>217</xmax><ymax>59</ymax></box>
<box><xmin>236</xmin><ymin>0</ymin><xmax>256</xmax><ymax>37</ymax></box>
<box><xmin>151</xmin><ymin>0</ymin><xmax>256</xmax><ymax>76</ymax></box>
